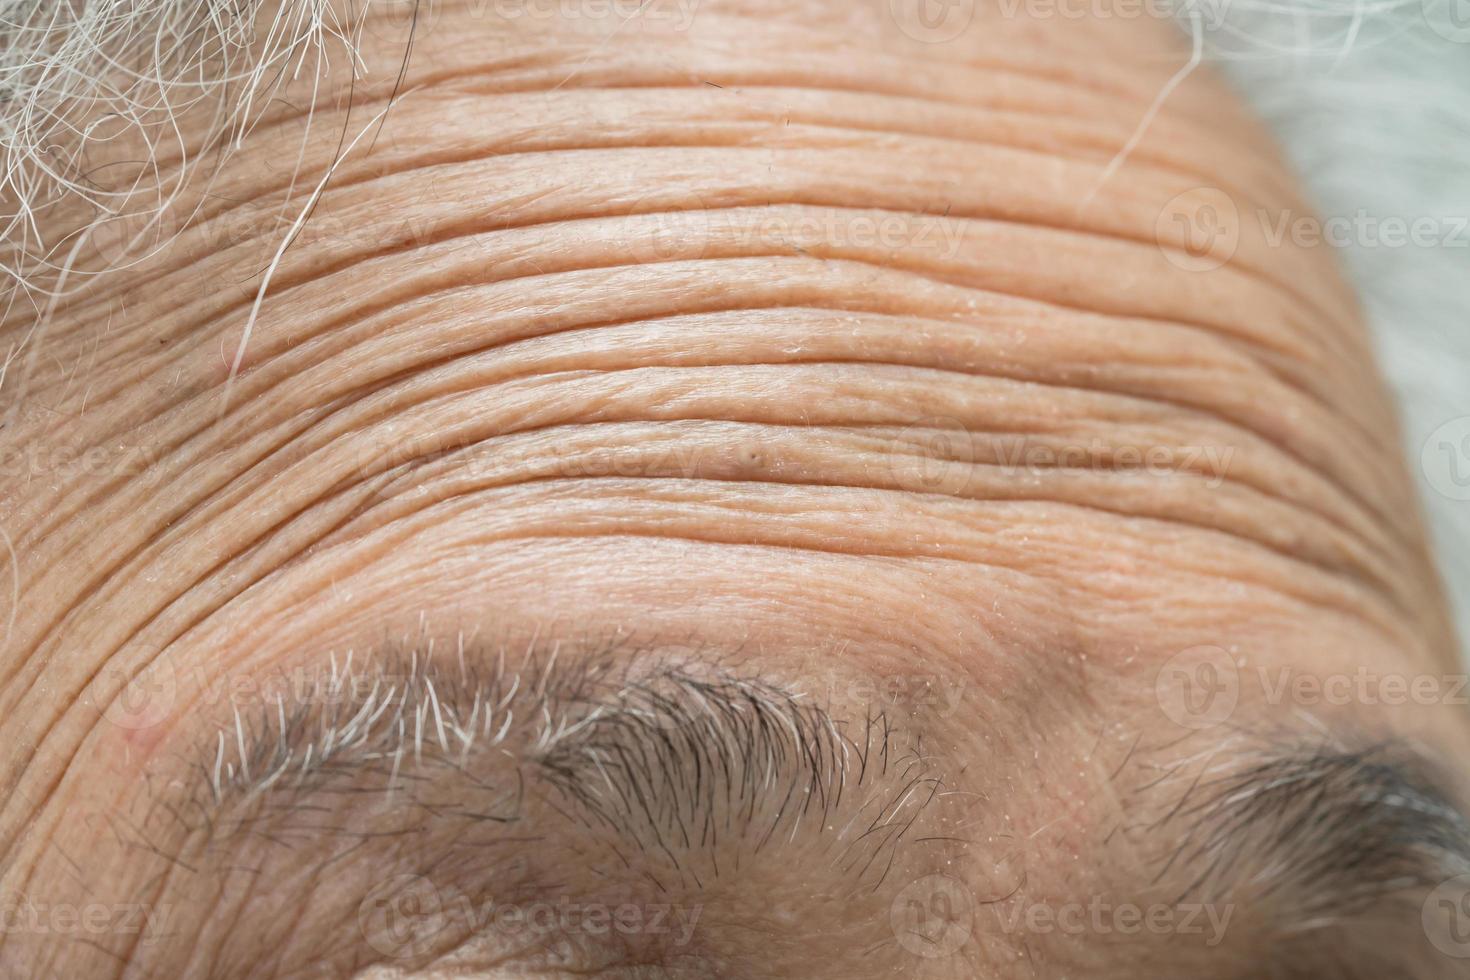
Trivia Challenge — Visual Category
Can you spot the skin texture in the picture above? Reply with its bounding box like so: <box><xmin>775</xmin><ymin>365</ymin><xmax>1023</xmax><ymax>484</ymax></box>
<box><xmin>0</xmin><ymin>2</ymin><xmax>1464</xmax><ymax>978</ymax></box>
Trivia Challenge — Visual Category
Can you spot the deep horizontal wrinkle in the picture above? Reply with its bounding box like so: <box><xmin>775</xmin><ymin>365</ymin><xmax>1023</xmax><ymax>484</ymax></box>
<box><xmin>57</xmin><ymin>105</ymin><xmax>1311</xmax><ymax>346</ymax></box>
<box><xmin>0</xmin><ymin>357</ymin><xmax>1422</xmax><ymax>708</ymax></box>
<box><xmin>336</xmin><ymin>421</ymin><xmax>1406</xmax><ymax>587</ymax></box>
<box><xmin>309</xmin><ymin>480</ymin><xmax>1411</xmax><ymax>627</ymax></box>
<box><xmin>33</xmin><ymin>57</ymin><xmax>1293</xmax><ymax>308</ymax></box>
<box><xmin>20</xmin><ymin>55</ymin><xmax>1352</xmax><ymax>359</ymax></box>
<box><xmin>25</xmin><ymin>235</ymin><xmax>1399</xmax><ymax>517</ymax></box>
<box><xmin>8</xmin><ymin>38</ymin><xmax>1375</xmax><ymax>443</ymax></box>
<box><xmin>16</xmin><ymin>117</ymin><xmax>1383</xmax><ymax>461</ymax></box>
<box><xmin>47</xmin><ymin>163</ymin><xmax>1356</xmax><ymax>380</ymax></box>
<box><xmin>227</xmin><ymin>316</ymin><xmax>1401</xmax><ymax>564</ymax></box>
<box><xmin>13</xmin><ymin>223</ymin><xmax>1412</xmax><ymax>566</ymax></box>
<box><xmin>77</xmin><ymin>143</ymin><xmax>1361</xmax><ymax>360</ymax></box>
<box><xmin>252</xmin><ymin>268</ymin><xmax>1387</xmax><ymax>499</ymax></box>
<box><xmin>40</xmin><ymin>282</ymin><xmax>1394</xmax><ymax>547</ymax></box>
<box><xmin>5</xmin><ymin>251</ymin><xmax>1440</xmax><ymax>728</ymax></box>
<box><xmin>4</xmin><ymin>405</ymin><xmax>1424</xmax><ymax>785</ymax></box>
<box><xmin>217</xmin><ymin>85</ymin><xmax>1308</xmax><ymax>210</ymax></box>
<box><xmin>57</xmin><ymin>229</ymin><xmax>1375</xmax><ymax>474</ymax></box>
<box><xmin>3</xmin><ymin>7</ymin><xmax>1465</xmax><ymax>978</ymax></box>
<box><xmin>106</xmin><ymin>120</ymin><xmax>1326</xmax><ymax>317</ymax></box>
<box><xmin>2</xmin><ymin>299</ymin><xmax>1434</xmax><ymax>719</ymax></box>
<box><xmin>57</xmin><ymin>30</ymin><xmax>1264</xmax><ymax>190</ymax></box>
<box><xmin>386</xmin><ymin>29</ymin><xmax>1245</xmax><ymax>131</ymax></box>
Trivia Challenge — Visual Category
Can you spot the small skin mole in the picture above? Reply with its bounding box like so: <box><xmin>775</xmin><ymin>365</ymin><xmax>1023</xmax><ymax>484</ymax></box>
<box><xmin>737</xmin><ymin>443</ymin><xmax>765</xmax><ymax>469</ymax></box>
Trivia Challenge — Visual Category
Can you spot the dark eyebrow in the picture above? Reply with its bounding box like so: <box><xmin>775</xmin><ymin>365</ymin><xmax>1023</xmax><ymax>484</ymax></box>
<box><xmin>1154</xmin><ymin>739</ymin><xmax>1470</xmax><ymax>979</ymax></box>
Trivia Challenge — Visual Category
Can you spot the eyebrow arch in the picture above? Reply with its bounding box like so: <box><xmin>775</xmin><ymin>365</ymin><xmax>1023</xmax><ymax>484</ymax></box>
<box><xmin>168</xmin><ymin>638</ymin><xmax>948</xmax><ymax>889</ymax></box>
<box><xmin>111</xmin><ymin>640</ymin><xmax>958</xmax><ymax>977</ymax></box>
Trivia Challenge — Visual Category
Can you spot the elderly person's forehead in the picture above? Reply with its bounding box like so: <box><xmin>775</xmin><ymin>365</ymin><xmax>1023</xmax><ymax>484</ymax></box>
<box><xmin>1</xmin><ymin>2</ymin><xmax>1468</xmax><ymax>979</ymax></box>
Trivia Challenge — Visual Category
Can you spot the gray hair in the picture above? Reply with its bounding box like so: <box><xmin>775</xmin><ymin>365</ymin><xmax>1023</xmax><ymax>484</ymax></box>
<box><xmin>0</xmin><ymin>0</ymin><xmax>364</xmax><ymax>302</ymax></box>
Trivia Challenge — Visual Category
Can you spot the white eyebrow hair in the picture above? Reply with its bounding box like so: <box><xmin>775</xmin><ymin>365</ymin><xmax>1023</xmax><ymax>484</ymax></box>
<box><xmin>175</xmin><ymin>638</ymin><xmax>947</xmax><ymax>885</ymax></box>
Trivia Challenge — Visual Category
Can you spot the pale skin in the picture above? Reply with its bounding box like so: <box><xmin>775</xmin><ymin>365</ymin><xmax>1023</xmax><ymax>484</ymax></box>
<box><xmin>0</xmin><ymin>2</ymin><xmax>1465</xmax><ymax>978</ymax></box>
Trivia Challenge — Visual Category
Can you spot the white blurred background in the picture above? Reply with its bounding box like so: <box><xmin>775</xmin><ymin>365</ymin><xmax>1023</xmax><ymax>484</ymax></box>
<box><xmin>1194</xmin><ymin>1</ymin><xmax>1470</xmax><ymax>658</ymax></box>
